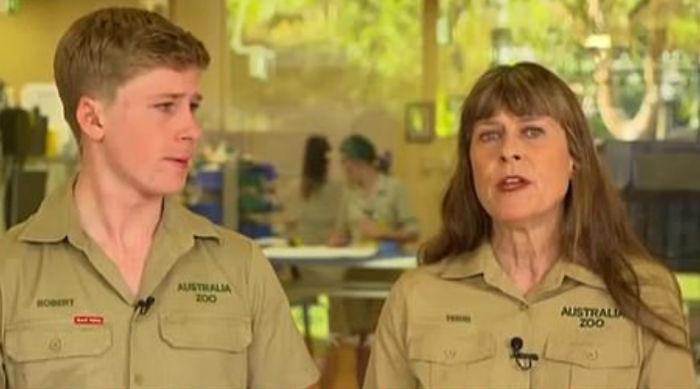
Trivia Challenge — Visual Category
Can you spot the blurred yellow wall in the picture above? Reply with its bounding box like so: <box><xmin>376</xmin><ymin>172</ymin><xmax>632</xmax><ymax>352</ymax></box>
<box><xmin>0</xmin><ymin>0</ymin><xmax>139</xmax><ymax>95</ymax></box>
<box><xmin>0</xmin><ymin>0</ymin><xmax>226</xmax><ymax>132</ymax></box>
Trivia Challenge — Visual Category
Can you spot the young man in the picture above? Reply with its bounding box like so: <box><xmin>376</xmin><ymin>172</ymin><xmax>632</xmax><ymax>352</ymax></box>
<box><xmin>0</xmin><ymin>7</ymin><xmax>319</xmax><ymax>389</ymax></box>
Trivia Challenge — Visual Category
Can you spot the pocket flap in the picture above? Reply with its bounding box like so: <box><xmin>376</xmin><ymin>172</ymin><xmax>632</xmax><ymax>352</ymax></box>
<box><xmin>5</xmin><ymin>322</ymin><xmax>111</xmax><ymax>363</ymax></box>
<box><xmin>409</xmin><ymin>331</ymin><xmax>496</xmax><ymax>365</ymax></box>
<box><xmin>159</xmin><ymin>312</ymin><xmax>251</xmax><ymax>352</ymax></box>
<box><xmin>544</xmin><ymin>333</ymin><xmax>639</xmax><ymax>368</ymax></box>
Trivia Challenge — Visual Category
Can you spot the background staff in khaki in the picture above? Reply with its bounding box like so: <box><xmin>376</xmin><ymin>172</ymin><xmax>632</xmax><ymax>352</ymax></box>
<box><xmin>364</xmin><ymin>62</ymin><xmax>696</xmax><ymax>389</ymax></box>
<box><xmin>326</xmin><ymin>134</ymin><xmax>419</xmax><ymax>386</ymax></box>
<box><xmin>329</xmin><ymin>134</ymin><xmax>418</xmax><ymax>247</ymax></box>
<box><xmin>0</xmin><ymin>7</ymin><xmax>318</xmax><ymax>389</ymax></box>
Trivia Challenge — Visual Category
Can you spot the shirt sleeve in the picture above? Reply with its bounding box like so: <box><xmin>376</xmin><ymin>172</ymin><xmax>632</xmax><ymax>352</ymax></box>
<box><xmin>363</xmin><ymin>276</ymin><xmax>417</xmax><ymax>389</ymax></box>
<box><xmin>640</xmin><ymin>334</ymin><xmax>696</xmax><ymax>389</ymax></box>
<box><xmin>246</xmin><ymin>244</ymin><xmax>319</xmax><ymax>389</ymax></box>
<box><xmin>638</xmin><ymin>269</ymin><xmax>697</xmax><ymax>389</ymax></box>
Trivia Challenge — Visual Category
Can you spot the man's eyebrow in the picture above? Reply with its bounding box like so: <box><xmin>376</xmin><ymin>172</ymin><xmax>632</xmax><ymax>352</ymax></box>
<box><xmin>150</xmin><ymin>93</ymin><xmax>203</xmax><ymax>101</ymax></box>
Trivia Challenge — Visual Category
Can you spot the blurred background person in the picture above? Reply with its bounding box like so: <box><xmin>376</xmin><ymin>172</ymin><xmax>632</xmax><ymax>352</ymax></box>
<box><xmin>276</xmin><ymin>134</ymin><xmax>345</xmax><ymax>387</ymax></box>
<box><xmin>327</xmin><ymin>133</ymin><xmax>419</xmax><ymax>387</ymax></box>
<box><xmin>329</xmin><ymin>134</ymin><xmax>418</xmax><ymax>247</ymax></box>
<box><xmin>280</xmin><ymin>135</ymin><xmax>342</xmax><ymax>245</ymax></box>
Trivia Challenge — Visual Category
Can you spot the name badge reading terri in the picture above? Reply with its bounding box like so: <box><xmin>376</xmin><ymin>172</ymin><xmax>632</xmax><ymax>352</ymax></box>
<box><xmin>446</xmin><ymin>314</ymin><xmax>472</xmax><ymax>323</ymax></box>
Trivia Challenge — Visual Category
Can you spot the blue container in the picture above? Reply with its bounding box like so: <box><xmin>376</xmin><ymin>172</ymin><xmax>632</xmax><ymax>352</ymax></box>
<box><xmin>195</xmin><ymin>170</ymin><xmax>223</xmax><ymax>190</ymax></box>
<box><xmin>190</xmin><ymin>203</ymin><xmax>222</xmax><ymax>224</ymax></box>
<box><xmin>377</xmin><ymin>240</ymin><xmax>402</xmax><ymax>257</ymax></box>
<box><xmin>239</xmin><ymin>220</ymin><xmax>273</xmax><ymax>239</ymax></box>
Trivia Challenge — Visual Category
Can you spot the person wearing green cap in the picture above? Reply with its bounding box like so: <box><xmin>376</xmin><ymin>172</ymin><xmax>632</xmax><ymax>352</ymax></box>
<box><xmin>326</xmin><ymin>134</ymin><xmax>419</xmax><ymax>386</ymax></box>
<box><xmin>329</xmin><ymin>134</ymin><xmax>419</xmax><ymax>246</ymax></box>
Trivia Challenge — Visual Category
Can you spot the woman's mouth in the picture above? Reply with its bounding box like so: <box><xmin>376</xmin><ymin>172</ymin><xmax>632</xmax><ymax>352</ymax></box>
<box><xmin>497</xmin><ymin>175</ymin><xmax>531</xmax><ymax>192</ymax></box>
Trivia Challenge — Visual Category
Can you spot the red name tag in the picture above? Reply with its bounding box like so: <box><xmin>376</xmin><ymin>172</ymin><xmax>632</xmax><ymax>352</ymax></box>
<box><xmin>73</xmin><ymin>315</ymin><xmax>104</xmax><ymax>326</ymax></box>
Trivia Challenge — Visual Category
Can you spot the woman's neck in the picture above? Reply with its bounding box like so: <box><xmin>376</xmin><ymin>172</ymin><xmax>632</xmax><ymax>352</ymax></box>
<box><xmin>357</xmin><ymin>167</ymin><xmax>379</xmax><ymax>194</ymax></box>
<box><xmin>491</xmin><ymin>214</ymin><xmax>562</xmax><ymax>294</ymax></box>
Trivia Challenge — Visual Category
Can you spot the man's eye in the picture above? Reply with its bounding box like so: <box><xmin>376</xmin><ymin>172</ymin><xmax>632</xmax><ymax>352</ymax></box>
<box><xmin>154</xmin><ymin>102</ymin><xmax>176</xmax><ymax>113</ymax></box>
<box><xmin>190</xmin><ymin>102</ymin><xmax>200</xmax><ymax>112</ymax></box>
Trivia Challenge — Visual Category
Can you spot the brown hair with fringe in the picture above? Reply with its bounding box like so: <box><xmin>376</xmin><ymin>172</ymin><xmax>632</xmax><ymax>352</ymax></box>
<box><xmin>54</xmin><ymin>7</ymin><xmax>210</xmax><ymax>143</ymax></box>
<box><xmin>421</xmin><ymin>62</ymin><xmax>687</xmax><ymax>349</ymax></box>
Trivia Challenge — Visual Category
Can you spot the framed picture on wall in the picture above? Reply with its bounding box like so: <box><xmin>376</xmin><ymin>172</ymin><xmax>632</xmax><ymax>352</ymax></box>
<box><xmin>405</xmin><ymin>102</ymin><xmax>434</xmax><ymax>143</ymax></box>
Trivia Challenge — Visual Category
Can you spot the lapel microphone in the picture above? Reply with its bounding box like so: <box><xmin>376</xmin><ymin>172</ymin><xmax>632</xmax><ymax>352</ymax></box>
<box><xmin>510</xmin><ymin>337</ymin><xmax>539</xmax><ymax>370</ymax></box>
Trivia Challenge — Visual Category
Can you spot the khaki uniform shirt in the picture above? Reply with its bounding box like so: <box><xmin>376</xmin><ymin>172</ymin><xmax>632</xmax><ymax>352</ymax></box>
<box><xmin>0</xmin><ymin>182</ymin><xmax>319</xmax><ymax>389</ymax></box>
<box><xmin>336</xmin><ymin>174</ymin><xmax>418</xmax><ymax>244</ymax></box>
<box><xmin>332</xmin><ymin>175</ymin><xmax>418</xmax><ymax>334</ymax></box>
<box><xmin>365</xmin><ymin>243</ymin><xmax>696</xmax><ymax>389</ymax></box>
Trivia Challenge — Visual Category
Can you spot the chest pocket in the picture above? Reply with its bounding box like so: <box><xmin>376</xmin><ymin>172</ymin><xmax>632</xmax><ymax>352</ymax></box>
<box><xmin>159</xmin><ymin>312</ymin><xmax>252</xmax><ymax>387</ymax></box>
<box><xmin>543</xmin><ymin>332</ymin><xmax>641</xmax><ymax>389</ymax></box>
<box><xmin>408</xmin><ymin>331</ymin><xmax>496</xmax><ymax>389</ymax></box>
<box><xmin>160</xmin><ymin>312</ymin><xmax>251</xmax><ymax>352</ymax></box>
<box><xmin>4</xmin><ymin>321</ymin><xmax>112</xmax><ymax>387</ymax></box>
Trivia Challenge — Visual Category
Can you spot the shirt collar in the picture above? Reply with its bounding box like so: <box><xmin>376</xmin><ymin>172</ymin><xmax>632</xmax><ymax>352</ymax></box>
<box><xmin>19</xmin><ymin>179</ymin><xmax>81</xmax><ymax>244</ymax></box>
<box><xmin>438</xmin><ymin>242</ymin><xmax>494</xmax><ymax>279</ymax></box>
<box><xmin>160</xmin><ymin>195</ymin><xmax>220</xmax><ymax>245</ymax></box>
<box><xmin>437</xmin><ymin>241</ymin><xmax>606</xmax><ymax>290</ymax></box>
<box><xmin>20</xmin><ymin>176</ymin><xmax>220</xmax><ymax>246</ymax></box>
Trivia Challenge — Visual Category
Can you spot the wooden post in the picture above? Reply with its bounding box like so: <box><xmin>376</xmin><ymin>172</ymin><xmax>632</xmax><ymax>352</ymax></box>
<box><xmin>422</xmin><ymin>0</ymin><xmax>439</xmax><ymax>100</ymax></box>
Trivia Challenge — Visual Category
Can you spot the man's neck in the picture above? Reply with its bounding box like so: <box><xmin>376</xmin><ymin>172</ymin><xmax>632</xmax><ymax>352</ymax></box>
<box><xmin>74</xmin><ymin>170</ymin><xmax>162</xmax><ymax>246</ymax></box>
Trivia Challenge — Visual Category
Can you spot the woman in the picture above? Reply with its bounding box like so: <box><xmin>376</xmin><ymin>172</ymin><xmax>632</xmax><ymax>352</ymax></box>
<box><xmin>328</xmin><ymin>134</ymin><xmax>419</xmax><ymax>386</ymax></box>
<box><xmin>364</xmin><ymin>62</ymin><xmax>695</xmax><ymax>389</ymax></box>
<box><xmin>329</xmin><ymin>134</ymin><xmax>419</xmax><ymax>247</ymax></box>
<box><xmin>281</xmin><ymin>135</ymin><xmax>342</xmax><ymax>245</ymax></box>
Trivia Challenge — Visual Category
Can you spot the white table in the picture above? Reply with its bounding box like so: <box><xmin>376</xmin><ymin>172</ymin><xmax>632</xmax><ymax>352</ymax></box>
<box><xmin>262</xmin><ymin>245</ymin><xmax>418</xmax><ymax>342</ymax></box>
<box><xmin>264</xmin><ymin>246</ymin><xmax>417</xmax><ymax>299</ymax></box>
<box><xmin>263</xmin><ymin>245</ymin><xmax>417</xmax><ymax>270</ymax></box>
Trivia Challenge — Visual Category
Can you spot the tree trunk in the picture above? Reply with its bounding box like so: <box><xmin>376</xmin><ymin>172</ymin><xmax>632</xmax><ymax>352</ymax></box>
<box><xmin>594</xmin><ymin>28</ymin><xmax>665</xmax><ymax>140</ymax></box>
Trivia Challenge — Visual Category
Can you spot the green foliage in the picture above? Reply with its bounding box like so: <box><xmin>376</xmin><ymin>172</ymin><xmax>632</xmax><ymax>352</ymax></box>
<box><xmin>226</xmin><ymin>0</ymin><xmax>421</xmax><ymax>103</ymax></box>
<box><xmin>441</xmin><ymin>0</ymin><xmax>700</xmax><ymax>140</ymax></box>
<box><xmin>333</xmin><ymin>0</ymin><xmax>421</xmax><ymax>83</ymax></box>
<box><xmin>225</xmin><ymin>0</ymin><xmax>700</xmax><ymax>135</ymax></box>
<box><xmin>669</xmin><ymin>4</ymin><xmax>700</xmax><ymax>52</ymax></box>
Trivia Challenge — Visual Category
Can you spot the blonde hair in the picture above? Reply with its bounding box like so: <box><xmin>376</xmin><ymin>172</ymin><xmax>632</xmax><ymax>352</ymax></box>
<box><xmin>53</xmin><ymin>7</ymin><xmax>210</xmax><ymax>142</ymax></box>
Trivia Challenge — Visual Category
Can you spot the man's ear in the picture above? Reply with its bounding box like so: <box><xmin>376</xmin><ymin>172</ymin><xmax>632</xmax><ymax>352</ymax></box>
<box><xmin>75</xmin><ymin>96</ymin><xmax>106</xmax><ymax>142</ymax></box>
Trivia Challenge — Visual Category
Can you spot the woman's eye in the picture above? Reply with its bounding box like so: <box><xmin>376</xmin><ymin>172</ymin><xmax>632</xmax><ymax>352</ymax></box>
<box><xmin>477</xmin><ymin>130</ymin><xmax>501</xmax><ymax>142</ymax></box>
<box><xmin>523</xmin><ymin>126</ymin><xmax>544</xmax><ymax>138</ymax></box>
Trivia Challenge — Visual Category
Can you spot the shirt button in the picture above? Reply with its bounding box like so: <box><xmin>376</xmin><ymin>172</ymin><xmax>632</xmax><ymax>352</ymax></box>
<box><xmin>48</xmin><ymin>338</ymin><xmax>62</xmax><ymax>352</ymax></box>
<box><xmin>586</xmin><ymin>349</ymin><xmax>598</xmax><ymax>361</ymax></box>
<box><xmin>519</xmin><ymin>302</ymin><xmax>528</xmax><ymax>311</ymax></box>
<box><xmin>134</xmin><ymin>374</ymin><xmax>144</xmax><ymax>385</ymax></box>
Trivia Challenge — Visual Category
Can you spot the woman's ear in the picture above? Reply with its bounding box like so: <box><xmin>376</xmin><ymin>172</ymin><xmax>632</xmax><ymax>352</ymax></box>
<box><xmin>568</xmin><ymin>155</ymin><xmax>576</xmax><ymax>172</ymax></box>
<box><xmin>75</xmin><ymin>96</ymin><xmax>106</xmax><ymax>142</ymax></box>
